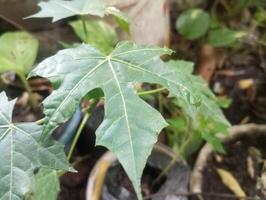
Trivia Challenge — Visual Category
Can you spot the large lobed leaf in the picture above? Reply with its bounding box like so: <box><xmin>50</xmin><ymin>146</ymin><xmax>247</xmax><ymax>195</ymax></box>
<box><xmin>28</xmin><ymin>0</ymin><xmax>127</xmax><ymax>23</ymax></box>
<box><xmin>0</xmin><ymin>92</ymin><xmax>72</xmax><ymax>200</ymax></box>
<box><xmin>29</xmin><ymin>41</ymin><xmax>229</xmax><ymax>199</ymax></box>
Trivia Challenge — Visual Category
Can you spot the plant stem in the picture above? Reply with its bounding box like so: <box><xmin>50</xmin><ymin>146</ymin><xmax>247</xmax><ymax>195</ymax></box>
<box><xmin>152</xmin><ymin>155</ymin><xmax>178</xmax><ymax>186</ymax></box>
<box><xmin>220</xmin><ymin>0</ymin><xmax>231</xmax><ymax>14</ymax></box>
<box><xmin>157</xmin><ymin>86</ymin><xmax>164</xmax><ymax>113</ymax></box>
<box><xmin>67</xmin><ymin>112</ymin><xmax>90</xmax><ymax>161</ymax></box>
<box><xmin>0</xmin><ymin>14</ymin><xmax>25</xmax><ymax>30</ymax></box>
<box><xmin>17</xmin><ymin>72</ymin><xmax>38</xmax><ymax>109</ymax></box>
<box><xmin>81</xmin><ymin>15</ymin><xmax>88</xmax><ymax>42</ymax></box>
<box><xmin>177</xmin><ymin>133</ymin><xmax>194</xmax><ymax>159</ymax></box>
<box><xmin>100</xmin><ymin>87</ymin><xmax>167</xmax><ymax>101</ymax></box>
<box><xmin>138</xmin><ymin>87</ymin><xmax>166</xmax><ymax>96</ymax></box>
<box><xmin>153</xmin><ymin>121</ymin><xmax>194</xmax><ymax>185</ymax></box>
<box><xmin>36</xmin><ymin>118</ymin><xmax>45</xmax><ymax>125</ymax></box>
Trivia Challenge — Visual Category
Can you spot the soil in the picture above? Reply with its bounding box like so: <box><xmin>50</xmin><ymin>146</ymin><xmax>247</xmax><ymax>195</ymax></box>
<box><xmin>210</xmin><ymin>48</ymin><xmax>266</xmax><ymax>125</ymax></box>
<box><xmin>58</xmin><ymin>148</ymin><xmax>105</xmax><ymax>200</ymax></box>
<box><xmin>103</xmin><ymin>164</ymin><xmax>166</xmax><ymax>200</ymax></box>
<box><xmin>201</xmin><ymin>133</ymin><xmax>266</xmax><ymax>200</ymax></box>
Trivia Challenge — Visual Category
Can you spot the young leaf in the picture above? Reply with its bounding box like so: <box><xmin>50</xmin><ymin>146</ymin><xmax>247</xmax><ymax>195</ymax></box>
<box><xmin>27</xmin><ymin>0</ymin><xmax>126</xmax><ymax>22</ymax></box>
<box><xmin>31</xmin><ymin>169</ymin><xmax>60</xmax><ymax>200</ymax></box>
<box><xmin>167</xmin><ymin>60</ymin><xmax>229</xmax><ymax>155</ymax></box>
<box><xmin>70</xmin><ymin>19</ymin><xmax>118</xmax><ymax>54</ymax></box>
<box><xmin>166</xmin><ymin>60</ymin><xmax>230</xmax><ymax>126</ymax></box>
<box><xmin>0</xmin><ymin>31</ymin><xmax>38</xmax><ymax>75</ymax></box>
<box><xmin>0</xmin><ymin>92</ymin><xmax>72</xmax><ymax>200</ymax></box>
<box><xmin>176</xmin><ymin>8</ymin><xmax>210</xmax><ymax>40</ymax></box>
<box><xmin>207</xmin><ymin>28</ymin><xmax>247</xmax><ymax>47</ymax></box>
<box><xmin>29</xmin><ymin>41</ymin><xmax>206</xmax><ymax>199</ymax></box>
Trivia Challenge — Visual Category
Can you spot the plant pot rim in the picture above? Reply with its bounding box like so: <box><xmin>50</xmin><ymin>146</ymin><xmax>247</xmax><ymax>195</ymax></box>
<box><xmin>86</xmin><ymin>143</ymin><xmax>186</xmax><ymax>200</ymax></box>
<box><xmin>190</xmin><ymin>123</ymin><xmax>266</xmax><ymax>196</ymax></box>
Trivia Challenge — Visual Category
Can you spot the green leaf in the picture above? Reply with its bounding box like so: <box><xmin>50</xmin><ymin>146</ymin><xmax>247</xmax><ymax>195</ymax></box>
<box><xmin>0</xmin><ymin>92</ymin><xmax>72</xmax><ymax>200</ymax></box>
<box><xmin>207</xmin><ymin>28</ymin><xmax>247</xmax><ymax>47</ymax></box>
<box><xmin>176</xmin><ymin>8</ymin><xmax>210</xmax><ymax>40</ymax></box>
<box><xmin>167</xmin><ymin>60</ymin><xmax>230</xmax><ymax>126</ymax></box>
<box><xmin>166</xmin><ymin>60</ymin><xmax>194</xmax><ymax>74</ymax></box>
<box><xmin>29</xmin><ymin>41</ymin><xmax>209</xmax><ymax>199</ymax></box>
<box><xmin>70</xmin><ymin>19</ymin><xmax>118</xmax><ymax>54</ymax></box>
<box><xmin>202</xmin><ymin>131</ymin><xmax>224</xmax><ymax>153</ymax></box>
<box><xmin>0</xmin><ymin>31</ymin><xmax>38</xmax><ymax>75</ymax></box>
<box><xmin>167</xmin><ymin>60</ymin><xmax>229</xmax><ymax>156</ymax></box>
<box><xmin>217</xmin><ymin>97</ymin><xmax>232</xmax><ymax>108</ymax></box>
<box><xmin>27</xmin><ymin>0</ymin><xmax>125</xmax><ymax>22</ymax></box>
<box><xmin>31</xmin><ymin>169</ymin><xmax>60</xmax><ymax>200</ymax></box>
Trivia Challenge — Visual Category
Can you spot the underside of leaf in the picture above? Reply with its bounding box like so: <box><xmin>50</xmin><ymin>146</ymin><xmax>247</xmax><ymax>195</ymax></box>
<box><xmin>27</xmin><ymin>0</ymin><xmax>126</xmax><ymax>22</ymax></box>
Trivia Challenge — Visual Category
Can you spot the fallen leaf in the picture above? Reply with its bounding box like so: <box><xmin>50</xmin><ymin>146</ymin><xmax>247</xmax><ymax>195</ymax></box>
<box><xmin>238</xmin><ymin>79</ymin><xmax>254</xmax><ymax>90</ymax></box>
<box><xmin>216</xmin><ymin>168</ymin><xmax>246</xmax><ymax>199</ymax></box>
<box><xmin>247</xmin><ymin>156</ymin><xmax>255</xmax><ymax>179</ymax></box>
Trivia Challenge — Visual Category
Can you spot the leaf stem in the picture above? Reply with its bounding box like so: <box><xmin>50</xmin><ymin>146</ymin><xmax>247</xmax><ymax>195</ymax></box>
<box><xmin>220</xmin><ymin>0</ymin><xmax>232</xmax><ymax>14</ymax></box>
<box><xmin>81</xmin><ymin>15</ymin><xmax>88</xmax><ymax>42</ymax></box>
<box><xmin>17</xmin><ymin>72</ymin><xmax>38</xmax><ymax>109</ymax></box>
<box><xmin>0</xmin><ymin>14</ymin><xmax>25</xmax><ymax>30</ymax></box>
<box><xmin>153</xmin><ymin>121</ymin><xmax>194</xmax><ymax>185</ymax></box>
<box><xmin>138</xmin><ymin>87</ymin><xmax>166</xmax><ymax>96</ymax></box>
<box><xmin>67</xmin><ymin>112</ymin><xmax>90</xmax><ymax>161</ymax></box>
<box><xmin>152</xmin><ymin>155</ymin><xmax>178</xmax><ymax>186</ymax></box>
<box><xmin>36</xmin><ymin>118</ymin><xmax>45</xmax><ymax>125</ymax></box>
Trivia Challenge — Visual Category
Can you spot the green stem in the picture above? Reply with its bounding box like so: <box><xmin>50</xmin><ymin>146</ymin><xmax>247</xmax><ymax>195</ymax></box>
<box><xmin>36</xmin><ymin>118</ymin><xmax>45</xmax><ymax>125</ymax></box>
<box><xmin>177</xmin><ymin>120</ymin><xmax>193</xmax><ymax>159</ymax></box>
<box><xmin>220</xmin><ymin>0</ymin><xmax>231</xmax><ymax>14</ymax></box>
<box><xmin>67</xmin><ymin>112</ymin><xmax>90</xmax><ymax>161</ymax></box>
<box><xmin>177</xmin><ymin>133</ymin><xmax>193</xmax><ymax>159</ymax></box>
<box><xmin>81</xmin><ymin>15</ymin><xmax>88</xmax><ymax>42</ymax></box>
<box><xmin>154</xmin><ymin>120</ymin><xmax>192</xmax><ymax>185</ymax></box>
<box><xmin>17</xmin><ymin>72</ymin><xmax>38</xmax><ymax>109</ymax></box>
<box><xmin>138</xmin><ymin>87</ymin><xmax>166</xmax><ymax>96</ymax></box>
<box><xmin>158</xmin><ymin>89</ymin><xmax>164</xmax><ymax>113</ymax></box>
<box><xmin>153</xmin><ymin>155</ymin><xmax>178</xmax><ymax>186</ymax></box>
<box><xmin>153</xmin><ymin>133</ymin><xmax>194</xmax><ymax>186</ymax></box>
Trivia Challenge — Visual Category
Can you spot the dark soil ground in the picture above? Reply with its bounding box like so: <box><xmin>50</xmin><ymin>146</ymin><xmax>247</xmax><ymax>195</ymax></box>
<box><xmin>58</xmin><ymin>149</ymin><xmax>104</xmax><ymax>200</ymax></box>
<box><xmin>202</xmin><ymin>133</ymin><xmax>266</xmax><ymax>200</ymax></box>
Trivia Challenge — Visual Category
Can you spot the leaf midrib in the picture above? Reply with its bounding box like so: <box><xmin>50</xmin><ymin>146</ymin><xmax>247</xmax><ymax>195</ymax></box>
<box><xmin>107</xmin><ymin>57</ymin><xmax>138</xmax><ymax>181</ymax></box>
<box><xmin>9</xmin><ymin>129</ymin><xmax>14</xmax><ymax>200</ymax></box>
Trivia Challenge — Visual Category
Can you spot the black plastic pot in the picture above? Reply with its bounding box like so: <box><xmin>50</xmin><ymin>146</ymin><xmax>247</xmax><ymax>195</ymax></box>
<box><xmin>86</xmin><ymin>143</ymin><xmax>190</xmax><ymax>200</ymax></box>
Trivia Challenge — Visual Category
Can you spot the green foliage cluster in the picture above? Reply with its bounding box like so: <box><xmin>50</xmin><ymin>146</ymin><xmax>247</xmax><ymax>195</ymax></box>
<box><xmin>175</xmin><ymin>0</ymin><xmax>266</xmax><ymax>47</ymax></box>
<box><xmin>176</xmin><ymin>8</ymin><xmax>246</xmax><ymax>47</ymax></box>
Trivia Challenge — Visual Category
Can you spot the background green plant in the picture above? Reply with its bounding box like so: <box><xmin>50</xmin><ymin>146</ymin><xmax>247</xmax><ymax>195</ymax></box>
<box><xmin>0</xmin><ymin>31</ymin><xmax>39</xmax><ymax>108</ymax></box>
<box><xmin>175</xmin><ymin>0</ymin><xmax>266</xmax><ymax>47</ymax></box>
